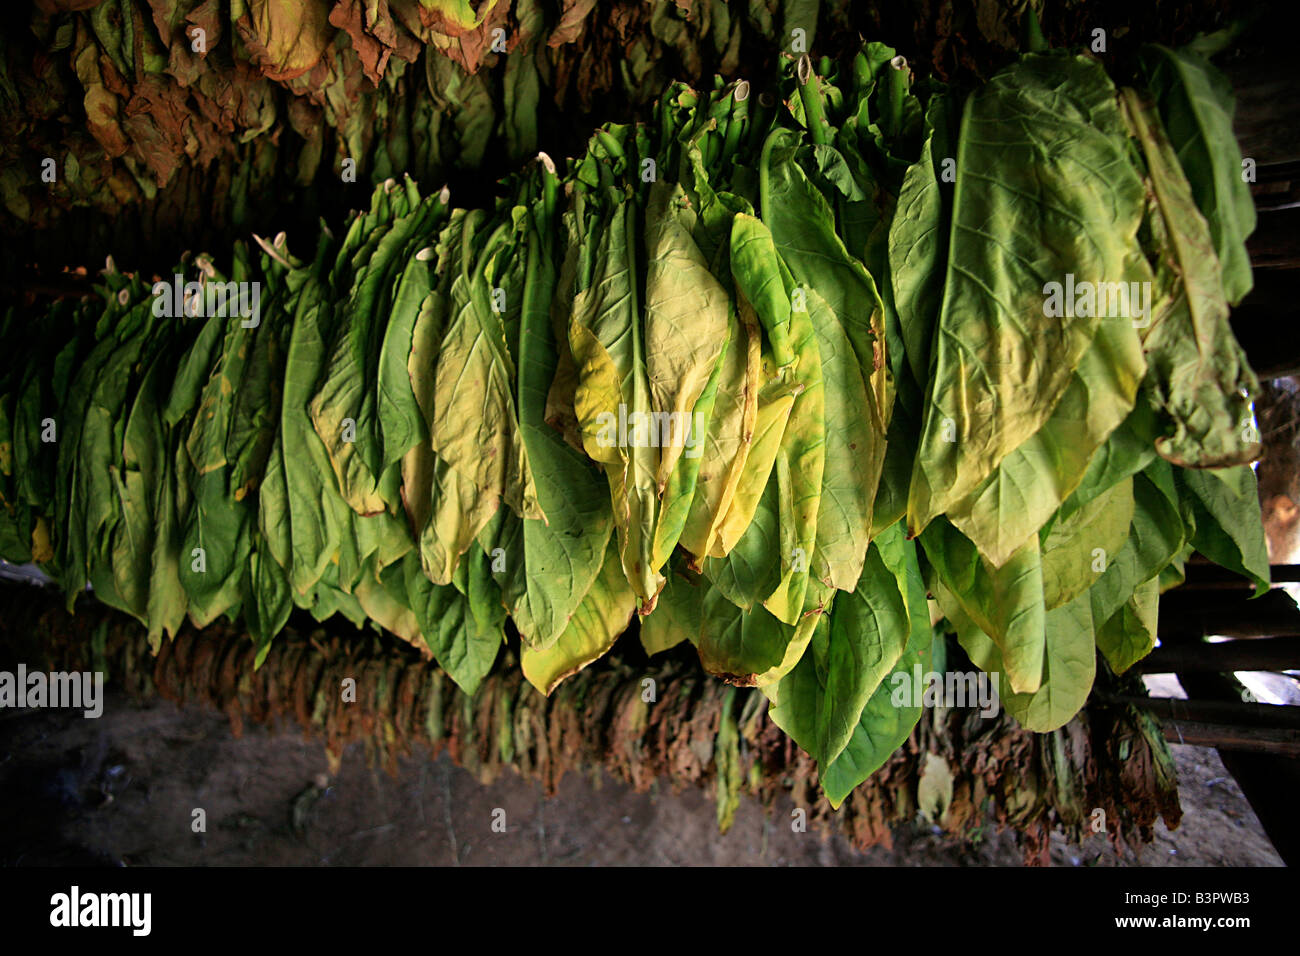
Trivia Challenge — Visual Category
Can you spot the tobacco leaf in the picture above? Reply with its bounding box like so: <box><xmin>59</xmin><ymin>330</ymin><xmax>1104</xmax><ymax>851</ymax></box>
<box><xmin>521</xmin><ymin>535</ymin><xmax>637</xmax><ymax>695</ymax></box>
<box><xmin>1139</xmin><ymin>44</ymin><xmax>1256</xmax><ymax>306</ymax></box>
<box><xmin>1121</xmin><ymin>88</ymin><xmax>1261</xmax><ymax>469</ymax></box>
<box><xmin>908</xmin><ymin>55</ymin><xmax>1146</xmax><ymax>536</ymax></box>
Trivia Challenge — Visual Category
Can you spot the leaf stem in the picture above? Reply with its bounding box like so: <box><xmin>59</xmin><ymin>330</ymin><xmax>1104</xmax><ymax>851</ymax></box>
<box><xmin>721</xmin><ymin>80</ymin><xmax>749</xmax><ymax>170</ymax></box>
<box><xmin>883</xmin><ymin>56</ymin><xmax>910</xmax><ymax>141</ymax></box>
<box><xmin>1022</xmin><ymin>6</ymin><xmax>1048</xmax><ymax>53</ymax></box>
<box><xmin>797</xmin><ymin>55</ymin><xmax>830</xmax><ymax>147</ymax></box>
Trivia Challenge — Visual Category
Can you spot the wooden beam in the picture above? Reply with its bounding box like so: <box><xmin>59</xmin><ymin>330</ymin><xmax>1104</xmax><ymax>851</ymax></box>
<box><xmin>1133</xmin><ymin>636</ymin><xmax>1300</xmax><ymax>674</ymax></box>
<box><xmin>1155</xmin><ymin>720</ymin><xmax>1300</xmax><ymax>756</ymax></box>
<box><xmin>1159</xmin><ymin>589</ymin><xmax>1300</xmax><ymax>638</ymax></box>
<box><xmin>1175</xmin><ymin>564</ymin><xmax>1300</xmax><ymax>589</ymax></box>
<box><xmin>1098</xmin><ymin>694</ymin><xmax>1300</xmax><ymax>755</ymax></box>
<box><xmin>1099</xmin><ymin>693</ymin><xmax>1300</xmax><ymax>730</ymax></box>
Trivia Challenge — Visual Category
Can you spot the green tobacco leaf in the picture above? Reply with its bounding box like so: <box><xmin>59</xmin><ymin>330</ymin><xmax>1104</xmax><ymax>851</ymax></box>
<box><xmin>889</xmin><ymin>94</ymin><xmax>951</xmax><ymax>390</ymax></box>
<box><xmin>704</xmin><ymin>470</ymin><xmax>782</xmax><ymax>610</ymax></box>
<box><xmin>542</xmin><ymin>206</ymin><xmax>588</xmax><ymax>454</ymax></box>
<box><xmin>804</xmin><ymin>143</ymin><xmax>868</xmax><ymax>201</ymax></box>
<box><xmin>1178</xmin><ymin>464</ymin><xmax>1270</xmax><ymax>595</ymax></box>
<box><xmin>432</xmin><ymin>214</ymin><xmax>540</xmax><ymax>520</ymax></box>
<box><xmin>1059</xmin><ymin>397</ymin><xmax>1160</xmax><ymax>521</ymax></box>
<box><xmin>145</xmin><ymin>431</ymin><xmax>186</xmax><ymax>648</ymax></box>
<box><xmin>1095</xmin><ymin>576</ymin><xmax>1159</xmax><ymax>675</ymax></box>
<box><xmin>246</xmin><ymin>540</ymin><xmax>292</xmax><ymax>664</ymax></box>
<box><xmin>651</xmin><ymin>312</ymin><xmax>731</xmax><ymax>569</ymax></box>
<box><xmin>357</xmin><ymin>558</ymin><xmax>424</xmax><ymax>652</ymax></box>
<box><xmin>174</xmin><ymin>290</ymin><xmax>255</xmax><ymax>627</ymax></box>
<box><xmin>502</xmin><ymin>0</ymin><xmax>543</xmax><ymax>158</ymax></box>
<box><xmin>765</xmin><ymin>127</ymin><xmax>895</xmax><ymax>556</ymax></box>
<box><xmin>378</xmin><ymin>194</ymin><xmax>447</xmax><ymax>470</ymax></box>
<box><xmin>807</xmin><ymin>283</ymin><xmax>882</xmax><ymax>593</ymax></box>
<box><xmin>816</xmin><ymin>631</ymin><xmax>929</xmax><ymax>809</ymax></box>
<box><xmin>643</xmin><ymin>176</ymin><xmax>737</xmax><ymax>568</ymax></box>
<box><xmin>679</xmin><ymin>308</ymin><xmax>770</xmax><ymax>560</ymax></box>
<box><xmin>521</xmin><ymin>536</ymin><xmax>637</xmax><ymax>694</ymax></box>
<box><xmin>412</xmin><ymin>453</ymin><xmax>501</xmax><ymax>586</ymax></box>
<box><xmin>705</xmin><ymin>380</ymin><xmax>793</xmax><ymax>558</ymax></box>
<box><xmin>403</xmin><ymin>553</ymin><xmax>501</xmax><ymax>695</ymax></box>
<box><xmin>64</xmin><ymin>299</ymin><xmax>154</xmax><ymax>606</ymax></box>
<box><xmin>570</xmin><ymin>197</ymin><xmax>664</xmax><ymax>611</ymax></box>
<box><xmin>1090</xmin><ymin>462</ymin><xmax>1187</xmax><ymax>625</ymax></box>
<box><xmin>729</xmin><ymin>214</ymin><xmax>793</xmax><ymax>366</ymax></box>
<box><xmin>401</xmin><ymin>328</ymin><xmax>454</xmax><ymax>578</ymax></box>
<box><xmin>864</xmin><ymin>177</ymin><xmax>915</xmax><ymax>541</ymax></box>
<box><xmin>640</xmin><ymin>559</ymin><xmax>707</xmax><ymax>657</ymax></box>
<box><xmin>923</xmin><ymin>518</ymin><xmax>1045</xmax><ymax>695</ymax></box>
<box><xmin>768</xmin><ymin>524</ymin><xmax>932</xmax><ymax>807</ymax></box>
<box><xmin>909</xmin><ymin>55</ymin><xmax>1147</xmax><ymax>536</ymax></box>
<box><xmin>109</xmin><ymin>308</ymin><xmax>191</xmax><ymax>626</ymax></box>
<box><xmin>1160</xmin><ymin>544</ymin><xmax>1194</xmax><ymax>593</ymax></box>
<box><xmin>227</xmin><ymin>300</ymin><xmax>288</xmax><ymax>503</ymax></box>
<box><xmin>695</xmin><ymin>587</ymin><xmax>800</xmax><ymax>686</ymax></box>
<box><xmin>1121</xmin><ymin>88</ymin><xmax>1261</xmax><ymax>469</ymax></box>
<box><xmin>644</xmin><ymin>179</ymin><xmax>730</xmax><ymax>488</ymax></box>
<box><xmin>1040</xmin><ymin>477</ymin><xmax>1135</xmax><ymax>611</ymax></box>
<box><xmin>453</xmin><ymin>525</ymin><xmax>510</xmax><ymax>650</ymax></box>
<box><xmin>1139</xmin><ymin>45</ymin><xmax>1256</xmax><ymax>305</ymax></box>
<box><xmin>310</xmin><ymin>184</ymin><xmax>421</xmax><ymax>515</ymax></box>
<box><xmin>268</xmin><ymin>272</ymin><xmax>347</xmax><ymax>597</ymax></box>
<box><xmin>778</xmin><ymin>522</ymin><xmax>914</xmax><ymax>767</ymax></box>
<box><xmin>179</xmin><ymin>467</ymin><xmax>249</xmax><ymax>629</ymax></box>
<box><xmin>762</xmin><ymin>300</ymin><xmax>824</xmax><ymax>626</ymax></box>
<box><xmin>956</xmin><ymin>587</ymin><xmax>1096</xmax><ymax>733</ymax></box>
<box><xmin>760</xmin><ymin>126</ymin><xmax>884</xmax><ymax>382</ymax></box>
<box><xmin>403</xmin><ymin>211</ymin><xmax>500</xmax><ymax>585</ymax></box>
<box><xmin>692</xmin><ymin>571</ymin><xmax>832</xmax><ymax>690</ymax></box>
<box><xmin>506</xmin><ymin>178</ymin><xmax>613</xmax><ymax>649</ymax></box>
<box><xmin>184</xmin><ymin>317</ymin><xmax>254</xmax><ymax>478</ymax></box>
<box><xmin>945</xmin><ymin>310</ymin><xmax>1147</xmax><ymax>568</ymax></box>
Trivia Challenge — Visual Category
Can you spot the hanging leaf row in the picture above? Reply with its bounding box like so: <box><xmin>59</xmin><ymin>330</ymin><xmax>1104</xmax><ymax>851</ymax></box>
<box><xmin>0</xmin><ymin>40</ymin><xmax>1267</xmax><ymax>807</ymax></box>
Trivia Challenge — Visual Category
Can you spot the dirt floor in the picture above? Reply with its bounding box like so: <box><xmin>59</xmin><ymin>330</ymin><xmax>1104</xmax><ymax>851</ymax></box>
<box><xmin>0</xmin><ymin>687</ymin><xmax>1284</xmax><ymax>866</ymax></box>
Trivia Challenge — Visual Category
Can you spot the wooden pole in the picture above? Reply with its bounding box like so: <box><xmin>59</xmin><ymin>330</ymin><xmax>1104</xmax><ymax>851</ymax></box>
<box><xmin>1098</xmin><ymin>693</ymin><xmax>1300</xmax><ymax>730</ymax></box>
<box><xmin>1159</xmin><ymin>589</ymin><xmax>1300</xmax><ymax>638</ymax></box>
<box><xmin>1133</xmin><ymin>636</ymin><xmax>1300</xmax><ymax>674</ymax></box>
